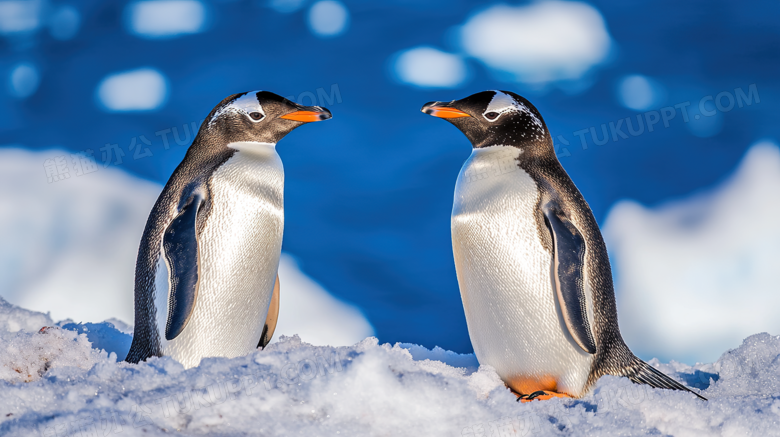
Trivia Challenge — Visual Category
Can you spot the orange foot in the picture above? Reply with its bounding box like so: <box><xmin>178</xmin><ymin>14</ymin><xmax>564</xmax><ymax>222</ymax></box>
<box><xmin>516</xmin><ymin>390</ymin><xmax>574</xmax><ymax>403</ymax></box>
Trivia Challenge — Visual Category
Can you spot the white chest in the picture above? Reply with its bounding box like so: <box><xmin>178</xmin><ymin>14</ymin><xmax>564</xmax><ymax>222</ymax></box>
<box><xmin>451</xmin><ymin>146</ymin><xmax>593</xmax><ymax>396</ymax></box>
<box><xmin>157</xmin><ymin>142</ymin><xmax>284</xmax><ymax>368</ymax></box>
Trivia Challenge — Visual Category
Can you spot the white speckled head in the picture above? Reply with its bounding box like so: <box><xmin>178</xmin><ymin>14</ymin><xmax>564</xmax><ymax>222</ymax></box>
<box><xmin>482</xmin><ymin>91</ymin><xmax>543</xmax><ymax>129</ymax></box>
<box><xmin>209</xmin><ymin>92</ymin><xmax>267</xmax><ymax>127</ymax></box>
<box><xmin>201</xmin><ymin>90</ymin><xmax>332</xmax><ymax>146</ymax></box>
<box><xmin>422</xmin><ymin>90</ymin><xmax>550</xmax><ymax>149</ymax></box>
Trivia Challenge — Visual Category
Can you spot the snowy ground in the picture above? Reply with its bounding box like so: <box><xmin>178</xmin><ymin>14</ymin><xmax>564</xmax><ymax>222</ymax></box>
<box><xmin>1</xmin><ymin>298</ymin><xmax>779</xmax><ymax>437</ymax></box>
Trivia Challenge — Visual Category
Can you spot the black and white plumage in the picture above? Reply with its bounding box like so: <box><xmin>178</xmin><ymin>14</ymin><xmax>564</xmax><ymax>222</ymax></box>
<box><xmin>126</xmin><ymin>91</ymin><xmax>331</xmax><ymax>368</ymax></box>
<box><xmin>422</xmin><ymin>90</ymin><xmax>704</xmax><ymax>400</ymax></box>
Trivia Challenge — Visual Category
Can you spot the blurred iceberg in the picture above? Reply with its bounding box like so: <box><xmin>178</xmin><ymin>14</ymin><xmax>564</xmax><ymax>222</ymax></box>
<box><xmin>0</xmin><ymin>0</ymin><xmax>42</xmax><ymax>35</ymax></box>
<box><xmin>393</xmin><ymin>46</ymin><xmax>467</xmax><ymax>89</ymax></box>
<box><xmin>459</xmin><ymin>1</ymin><xmax>611</xmax><ymax>85</ymax></box>
<box><xmin>0</xmin><ymin>148</ymin><xmax>373</xmax><ymax>346</ymax></box>
<box><xmin>0</xmin><ymin>148</ymin><xmax>159</xmax><ymax>324</ymax></box>
<box><xmin>603</xmin><ymin>141</ymin><xmax>780</xmax><ymax>364</ymax></box>
<box><xmin>8</xmin><ymin>62</ymin><xmax>39</xmax><ymax>99</ymax></box>
<box><xmin>617</xmin><ymin>74</ymin><xmax>666</xmax><ymax>111</ymax></box>
<box><xmin>96</xmin><ymin>68</ymin><xmax>168</xmax><ymax>112</ymax></box>
<box><xmin>125</xmin><ymin>0</ymin><xmax>207</xmax><ymax>39</ymax></box>
<box><xmin>307</xmin><ymin>0</ymin><xmax>348</xmax><ymax>38</ymax></box>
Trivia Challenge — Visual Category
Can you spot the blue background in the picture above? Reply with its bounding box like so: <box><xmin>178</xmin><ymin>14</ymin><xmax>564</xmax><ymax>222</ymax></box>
<box><xmin>2</xmin><ymin>0</ymin><xmax>778</xmax><ymax>357</ymax></box>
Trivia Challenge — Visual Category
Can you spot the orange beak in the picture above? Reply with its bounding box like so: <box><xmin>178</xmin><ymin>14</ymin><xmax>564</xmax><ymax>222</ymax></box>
<box><xmin>280</xmin><ymin>109</ymin><xmax>332</xmax><ymax>122</ymax></box>
<box><xmin>421</xmin><ymin>103</ymin><xmax>471</xmax><ymax>119</ymax></box>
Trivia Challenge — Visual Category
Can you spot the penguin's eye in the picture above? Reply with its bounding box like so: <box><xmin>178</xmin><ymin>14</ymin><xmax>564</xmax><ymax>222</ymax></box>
<box><xmin>484</xmin><ymin>112</ymin><xmax>501</xmax><ymax>121</ymax></box>
<box><xmin>248</xmin><ymin>112</ymin><xmax>264</xmax><ymax>121</ymax></box>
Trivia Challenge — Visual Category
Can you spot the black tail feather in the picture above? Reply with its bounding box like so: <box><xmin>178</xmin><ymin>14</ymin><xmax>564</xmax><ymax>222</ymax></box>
<box><xmin>624</xmin><ymin>358</ymin><xmax>707</xmax><ymax>401</ymax></box>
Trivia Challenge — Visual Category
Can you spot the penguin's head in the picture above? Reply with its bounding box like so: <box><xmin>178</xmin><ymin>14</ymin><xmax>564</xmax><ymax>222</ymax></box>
<box><xmin>422</xmin><ymin>90</ymin><xmax>550</xmax><ymax>150</ymax></box>
<box><xmin>204</xmin><ymin>90</ymin><xmax>332</xmax><ymax>145</ymax></box>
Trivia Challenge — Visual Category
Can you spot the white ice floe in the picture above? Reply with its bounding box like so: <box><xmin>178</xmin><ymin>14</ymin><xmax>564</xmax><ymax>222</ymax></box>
<box><xmin>393</xmin><ymin>46</ymin><xmax>468</xmax><ymax>89</ymax></box>
<box><xmin>460</xmin><ymin>1</ymin><xmax>612</xmax><ymax>85</ymax></box>
<box><xmin>307</xmin><ymin>0</ymin><xmax>349</xmax><ymax>37</ymax></box>
<box><xmin>604</xmin><ymin>141</ymin><xmax>780</xmax><ymax>364</ymax></box>
<box><xmin>0</xmin><ymin>297</ymin><xmax>778</xmax><ymax>436</ymax></box>
<box><xmin>96</xmin><ymin>68</ymin><xmax>169</xmax><ymax>112</ymax></box>
<box><xmin>0</xmin><ymin>0</ymin><xmax>42</xmax><ymax>35</ymax></box>
<box><xmin>617</xmin><ymin>74</ymin><xmax>665</xmax><ymax>111</ymax></box>
<box><xmin>125</xmin><ymin>0</ymin><xmax>207</xmax><ymax>39</ymax></box>
<box><xmin>8</xmin><ymin>62</ymin><xmax>39</xmax><ymax>99</ymax></box>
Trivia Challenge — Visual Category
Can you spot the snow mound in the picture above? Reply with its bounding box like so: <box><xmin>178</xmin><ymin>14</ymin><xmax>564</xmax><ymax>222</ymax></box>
<box><xmin>59</xmin><ymin>321</ymin><xmax>133</xmax><ymax>362</ymax></box>
<box><xmin>0</xmin><ymin>147</ymin><xmax>161</xmax><ymax>324</ymax></box>
<box><xmin>0</xmin><ymin>322</ymin><xmax>104</xmax><ymax>383</ymax></box>
<box><xmin>1</xmin><ymin>300</ymin><xmax>779</xmax><ymax>436</ymax></box>
<box><xmin>0</xmin><ymin>295</ymin><xmax>52</xmax><ymax>333</ymax></box>
<box><xmin>604</xmin><ymin>141</ymin><xmax>780</xmax><ymax>364</ymax></box>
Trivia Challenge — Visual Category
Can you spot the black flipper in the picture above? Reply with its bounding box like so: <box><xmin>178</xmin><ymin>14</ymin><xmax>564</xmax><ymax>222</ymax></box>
<box><xmin>624</xmin><ymin>357</ymin><xmax>708</xmax><ymax>400</ymax></box>
<box><xmin>543</xmin><ymin>200</ymin><xmax>597</xmax><ymax>354</ymax></box>
<box><xmin>162</xmin><ymin>189</ymin><xmax>205</xmax><ymax>341</ymax></box>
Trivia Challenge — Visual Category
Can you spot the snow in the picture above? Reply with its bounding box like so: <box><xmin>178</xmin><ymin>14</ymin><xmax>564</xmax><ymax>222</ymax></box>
<box><xmin>0</xmin><ymin>295</ymin><xmax>52</xmax><ymax>334</ymax></box>
<box><xmin>96</xmin><ymin>68</ymin><xmax>169</xmax><ymax>112</ymax></box>
<box><xmin>1</xmin><ymin>297</ymin><xmax>779</xmax><ymax>436</ymax></box>
<box><xmin>393</xmin><ymin>46</ymin><xmax>468</xmax><ymax>89</ymax></box>
<box><xmin>459</xmin><ymin>2</ymin><xmax>612</xmax><ymax>85</ymax></box>
<box><xmin>0</xmin><ymin>147</ymin><xmax>373</xmax><ymax>346</ymax></box>
<box><xmin>125</xmin><ymin>0</ymin><xmax>207</xmax><ymax>39</ymax></box>
<box><xmin>603</xmin><ymin>141</ymin><xmax>780</xmax><ymax>364</ymax></box>
<box><xmin>307</xmin><ymin>1</ymin><xmax>349</xmax><ymax>38</ymax></box>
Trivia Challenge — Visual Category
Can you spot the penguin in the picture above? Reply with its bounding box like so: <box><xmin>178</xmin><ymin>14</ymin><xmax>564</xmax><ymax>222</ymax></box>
<box><xmin>422</xmin><ymin>90</ymin><xmax>705</xmax><ymax>401</ymax></box>
<box><xmin>126</xmin><ymin>91</ymin><xmax>331</xmax><ymax>368</ymax></box>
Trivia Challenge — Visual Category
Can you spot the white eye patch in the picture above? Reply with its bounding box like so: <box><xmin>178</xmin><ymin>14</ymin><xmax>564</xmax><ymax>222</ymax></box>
<box><xmin>482</xmin><ymin>90</ymin><xmax>543</xmax><ymax>129</ymax></box>
<box><xmin>209</xmin><ymin>92</ymin><xmax>266</xmax><ymax>127</ymax></box>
